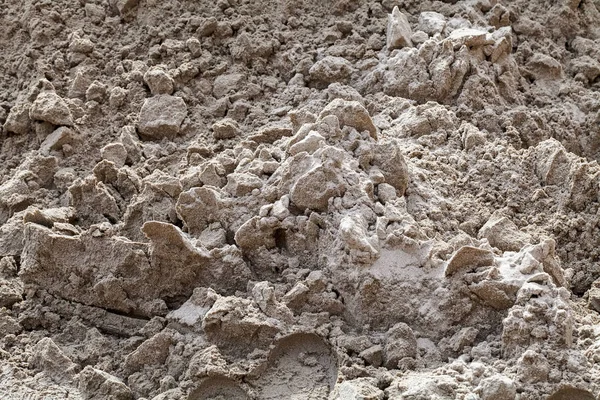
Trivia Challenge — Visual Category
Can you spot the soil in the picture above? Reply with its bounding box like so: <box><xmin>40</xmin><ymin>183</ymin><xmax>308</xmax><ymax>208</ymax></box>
<box><xmin>1</xmin><ymin>0</ymin><xmax>600</xmax><ymax>399</ymax></box>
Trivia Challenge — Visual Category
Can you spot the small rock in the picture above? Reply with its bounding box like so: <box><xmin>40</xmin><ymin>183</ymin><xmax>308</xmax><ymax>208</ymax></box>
<box><xmin>124</xmin><ymin>330</ymin><xmax>174</xmax><ymax>373</ymax></box>
<box><xmin>213</xmin><ymin>73</ymin><xmax>245</xmax><ymax>98</ymax></box>
<box><xmin>445</xmin><ymin>246</ymin><xmax>494</xmax><ymax>277</ymax></box>
<box><xmin>318</xmin><ymin>98</ymin><xmax>377</xmax><ymax>139</ymax></box>
<box><xmin>288</xmin><ymin>131</ymin><xmax>325</xmax><ymax>155</ymax></box>
<box><xmin>332</xmin><ymin>378</ymin><xmax>385</xmax><ymax>400</ymax></box>
<box><xmin>86</xmin><ymin>81</ymin><xmax>108</xmax><ymax>103</ymax></box>
<box><xmin>477</xmin><ymin>375</ymin><xmax>516</xmax><ymax>400</ymax></box>
<box><xmin>384</xmin><ymin>322</ymin><xmax>418</xmax><ymax>369</ymax></box>
<box><xmin>411</xmin><ymin>30</ymin><xmax>429</xmax><ymax>45</ymax></box>
<box><xmin>516</xmin><ymin>349</ymin><xmax>549</xmax><ymax>383</ymax></box>
<box><xmin>79</xmin><ymin>366</ymin><xmax>133</xmax><ymax>400</ymax></box>
<box><xmin>40</xmin><ymin>127</ymin><xmax>79</xmax><ymax>155</ymax></box>
<box><xmin>197</xmin><ymin>17</ymin><xmax>218</xmax><ymax>37</ymax></box>
<box><xmin>138</xmin><ymin>95</ymin><xmax>187</xmax><ymax>139</ymax></box>
<box><xmin>143</xmin><ymin>67</ymin><xmax>174</xmax><ymax>95</ymax></box>
<box><xmin>377</xmin><ymin>183</ymin><xmax>397</xmax><ymax>204</ymax></box>
<box><xmin>526</xmin><ymin>53</ymin><xmax>564</xmax><ymax>80</ymax></box>
<box><xmin>69</xmin><ymin>37</ymin><xmax>95</xmax><ymax>54</ymax></box>
<box><xmin>110</xmin><ymin>0</ymin><xmax>139</xmax><ymax>16</ymax></box>
<box><xmin>372</xmin><ymin>139</ymin><xmax>409</xmax><ymax>195</ymax></box>
<box><xmin>32</xmin><ymin>337</ymin><xmax>78</xmax><ymax>383</ymax></box>
<box><xmin>109</xmin><ymin>87</ymin><xmax>128</xmax><ymax>108</ymax></box>
<box><xmin>30</xmin><ymin>92</ymin><xmax>74</xmax><ymax>126</ymax></box>
<box><xmin>0</xmin><ymin>278</ymin><xmax>22</xmax><ymax>308</ymax></box>
<box><xmin>587</xmin><ymin>286</ymin><xmax>600</xmax><ymax>313</ymax></box>
<box><xmin>4</xmin><ymin>103</ymin><xmax>31</xmax><ymax>135</ymax></box>
<box><xmin>0</xmin><ymin>310</ymin><xmax>22</xmax><ymax>335</ymax></box>
<box><xmin>463</xmin><ymin>123</ymin><xmax>486</xmax><ymax>150</ymax></box>
<box><xmin>479</xmin><ymin>213</ymin><xmax>531</xmax><ymax>252</ymax></box>
<box><xmin>101</xmin><ymin>143</ymin><xmax>128</xmax><ymax>168</ymax></box>
<box><xmin>387</xmin><ymin>6</ymin><xmax>413</xmax><ymax>50</ymax></box>
<box><xmin>340</xmin><ymin>214</ymin><xmax>379</xmax><ymax>256</ymax></box>
<box><xmin>271</xmin><ymin>196</ymin><xmax>290</xmax><ymax>220</ymax></box>
<box><xmin>212</xmin><ymin>118</ymin><xmax>240</xmax><ymax>139</ymax></box>
<box><xmin>249</xmin><ymin>124</ymin><xmax>293</xmax><ymax>143</ymax></box>
<box><xmin>224</xmin><ymin>173</ymin><xmax>263</xmax><ymax>197</ymax></box>
<box><xmin>85</xmin><ymin>3</ymin><xmax>106</xmax><ymax>23</ymax></box>
<box><xmin>449</xmin><ymin>28</ymin><xmax>490</xmax><ymax>47</ymax></box>
<box><xmin>290</xmin><ymin>164</ymin><xmax>346</xmax><ymax>212</ymax></box>
<box><xmin>359</xmin><ymin>345</ymin><xmax>383</xmax><ymax>367</ymax></box>
<box><xmin>309</xmin><ymin>56</ymin><xmax>354</xmax><ymax>86</ymax></box>
<box><xmin>418</xmin><ymin>11</ymin><xmax>446</xmax><ymax>36</ymax></box>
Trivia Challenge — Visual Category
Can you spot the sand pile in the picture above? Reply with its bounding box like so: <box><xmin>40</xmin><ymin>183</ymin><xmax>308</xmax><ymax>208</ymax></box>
<box><xmin>1</xmin><ymin>0</ymin><xmax>600</xmax><ymax>399</ymax></box>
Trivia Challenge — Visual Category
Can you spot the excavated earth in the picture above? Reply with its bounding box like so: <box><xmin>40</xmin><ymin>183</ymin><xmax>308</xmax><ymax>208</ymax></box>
<box><xmin>1</xmin><ymin>0</ymin><xmax>600</xmax><ymax>399</ymax></box>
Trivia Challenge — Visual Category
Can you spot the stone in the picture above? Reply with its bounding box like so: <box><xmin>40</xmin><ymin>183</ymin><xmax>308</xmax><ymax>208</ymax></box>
<box><xmin>68</xmin><ymin>176</ymin><xmax>120</xmax><ymax>226</ymax></box>
<box><xmin>167</xmin><ymin>287</ymin><xmax>217</xmax><ymax>329</ymax></box>
<box><xmin>340</xmin><ymin>214</ymin><xmax>378</xmax><ymax>256</ymax></box>
<box><xmin>418</xmin><ymin>11</ymin><xmax>446</xmax><ymax>36</ymax></box>
<box><xmin>69</xmin><ymin>37</ymin><xmax>95</xmax><ymax>54</ymax></box>
<box><xmin>0</xmin><ymin>276</ymin><xmax>23</xmax><ymax>308</ymax></box>
<box><xmin>372</xmin><ymin>139</ymin><xmax>409</xmax><ymax>195</ymax></box>
<box><xmin>479</xmin><ymin>214</ymin><xmax>531</xmax><ymax>252</ymax></box>
<box><xmin>40</xmin><ymin>127</ymin><xmax>79</xmax><ymax>155</ymax></box>
<box><xmin>448</xmin><ymin>28</ymin><xmax>490</xmax><ymax>48</ymax></box>
<box><xmin>212</xmin><ymin>118</ymin><xmax>240</xmax><ymax>139</ymax></box>
<box><xmin>359</xmin><ymin>345</ymin><xmax>383</xmax><ymax>367</ymax></box>
<box><xmin>318</xmin><ymin>98</ymin><xmax>377</xmax><ymax>139</ymax></box>
<box><xmin>176</xmin><ymin>186</ymin><xmax>226</xmax><ymax>235</ymax></box>
<box><xmin>202</xmin><ymin>295</ymin><xmax>280</xmax><ymax>356</ymax></box>
<box><xmin>309</xmin><ymin>56</ymin><xmax>354</xmax><ymax>86</ymax></box>
<box><xmin>332</xmin><ymin>378</ymin><xmax>385</xmax><ymax>400</ymax></box>
<box><xmin>477</xmin><ymin>375</ymin><xmax>516</xmax><ymax>400</ymax></box>
<box><xmin>79</xmin><ymin>366</ymin><xmax>133</xmax><ymax>400</ymax></box>
<box><xmin>101</xmin><ymin>143</ymin><xmax>128</xmax><ymax>168</ymax></box>
<box><xmin>124</xmin><ymin>330</ymin><xmax>174</xmax><ymax>373</ymax></box>
<box><xmin>387</xmin><ymin>6</ymin><xmax>413</xmax><ymax>50</ymax></box>
<box><xmin>290</xmin><ymin>164</ymin><xmax>346</xmax><ymax>212</ymax></box>
<box><xmin>470</xmin><ymin>280</ymin><xmax>517</xmax><ymax>310</ymax></box>
<box><xmin>526</xmin><ymin>53</ymin><xmax>564</xmax><ymax>80</ymax></box>
<box><xmin>213</xmin><ymin>73</ymin><xmax>245</xmax><ymax>98</ymax></box>
<box><xmin>32</xmin><ymin>337</ymin><xmax>78</xmax><ymax>383</ymax></box>
<box><xmin>587</xmin><ymin>286</ymin><xmax>600</xmax><ymax>313</ymax></box>
<box><xmin>445</xmin><ymin>246</ymin><xmax>495</xmax><ymax>276</ymax></box>
<box><xmin>224</xmin><ymin>173</ymin><xmax>263</xmax><ymax>197</ymax></box>
<box><xmin>517</xmin><ymin>349</ymin><xmax>551</xmax><ymax>383</ymax></box>
<box><xmin>249</xmin><ymin>124</ymin><xmax>293</xmax><ymax>143</ymax></box>
<box><xmin>377</xmin><ymin>183</ymin><xmax>397</xmax><ymax>204</ymax></box>
<box><xmin>30</xmin><ymin>92</ymin><xmax>74</xmax><ymax>126</ymax></box>
<box><xmin>384</xmin><ymin>322</ymin><xmax>418</xmax><ymax>368</ymax></box>
<box><xmin>4</xmin><ymin>103</ymin><xmax>31</xmax><ymax>135</ymax></box>
<box><xmin>110</xmin><ymin>0</ymin><xmax>139</xmax><ymax>16</ymax></box>
<box><xmin>138</xmin><ymin>95</ymin><xmax>187</xmax><ymax>139</ymax></box>
<box><xmin>109</xmin><ymin>87</ymin><xmax>128</xmax><ymax>108</ymax></box>
<box><xmin>288</xmin><ymin>131</ymin><xmax>325</xmax><ymax>155</ymax></box>
<box><xmin>0</xmin><ymin>310</ymin><xmax>22</xmax><ymax>335</ymax></box>
<box><xmin>86</xmin><ymin>81</ymin><xmax>108</xmax><ymax>103</ymax></box>
<box><xmin>143</xmin><ymin>67</ymin><xmax>174</xmax><ymax>95</ymax></box>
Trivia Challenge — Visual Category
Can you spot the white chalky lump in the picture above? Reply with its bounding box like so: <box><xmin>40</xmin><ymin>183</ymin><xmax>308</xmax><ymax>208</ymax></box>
<box><xmin>1</xmin><ymin>0</ymin><xmax>600</xmax><ymax>399</ymax></box>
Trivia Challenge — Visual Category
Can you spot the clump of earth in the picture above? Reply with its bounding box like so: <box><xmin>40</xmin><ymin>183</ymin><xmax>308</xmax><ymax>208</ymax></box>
<box><xmin>1</xmin><ymin>0</ymin><xmax>600</xmax><ymax>399</ymax></box>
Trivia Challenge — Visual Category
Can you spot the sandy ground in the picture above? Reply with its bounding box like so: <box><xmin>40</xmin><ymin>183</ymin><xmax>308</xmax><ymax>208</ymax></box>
<box><xmin>1</xmin><ymin>0</ymin><xmax>600</xmax><ymax>399</ymax></box>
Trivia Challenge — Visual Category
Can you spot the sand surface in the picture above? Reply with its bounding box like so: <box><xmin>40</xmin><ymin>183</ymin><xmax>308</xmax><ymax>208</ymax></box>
<box><xmin>1</xmin><ymin>0</ymin><xmax>600</xmax><ymax>398</ymax></box>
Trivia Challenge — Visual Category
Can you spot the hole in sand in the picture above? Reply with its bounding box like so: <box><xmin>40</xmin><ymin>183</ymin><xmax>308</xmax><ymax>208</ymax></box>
<box><xmin>188</xmin><ymin>376</ymin><xmax>249</xmax><ymax>400</ymax></box>
<box><xmin>252</xmin><ymin>332</ymin><xmax>338</xmax><ymax>399</ymax></box>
